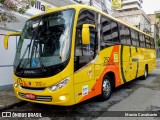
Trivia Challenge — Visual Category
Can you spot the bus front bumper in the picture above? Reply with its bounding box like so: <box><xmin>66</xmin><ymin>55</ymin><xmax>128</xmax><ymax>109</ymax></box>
<box><xmin>13</xmin><ymin>85</ymin><xmax>75</xmax><ymax>106</ymax></box>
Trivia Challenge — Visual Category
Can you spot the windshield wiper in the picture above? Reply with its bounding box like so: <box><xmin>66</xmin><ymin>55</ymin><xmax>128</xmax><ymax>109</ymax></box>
<box><xmin>16</xmin><ymin>27</ymin><xmax>37</xmax><ymax>72</ymax></box>
<box><xmin>16</xmin><ymin>20</ymin><xmax>47</xmax><ymax>73</ymax></box>
<box><xmin>30</xmin><ymin>40</ymin><xmax>47</xmax><ymax>72</ymax></box>
<box><xmin>16</xmin><ymin>44</ymin><xmax>30</xmax><ymax>73</ymax></box>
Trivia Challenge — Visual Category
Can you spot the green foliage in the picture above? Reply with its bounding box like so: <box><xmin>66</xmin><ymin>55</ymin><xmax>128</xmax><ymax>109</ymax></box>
<box><xmin>0</xmin><ymin>0</ymin><xmax>36</xmax><ymax>23</ymax></box>
<box><xmin>157</xmin><ymin>39</ymin><xmax>160</xmax><ymax>47</ymax></box>
<box><xmin>156</xmin><ymin>13</ymin><xmax>160</xmax><ymax>19</ymax></box>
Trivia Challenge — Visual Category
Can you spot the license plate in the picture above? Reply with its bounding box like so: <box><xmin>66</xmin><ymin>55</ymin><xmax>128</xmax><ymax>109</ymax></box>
<box><xmin>26</xmin><ymin>93</ymin><xmax>36</xmax><ymax>100</ymax></box>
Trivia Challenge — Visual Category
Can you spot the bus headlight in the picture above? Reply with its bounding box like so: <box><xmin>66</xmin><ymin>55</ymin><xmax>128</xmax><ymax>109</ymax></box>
<box><xmin>48</xmin><ymin>78</ymin><xmax>70</xmax><ymax>92</ymax></box>
<box><xmin>14</xmin><ymin>81</ymin><xmax>18</xmax><ymax>87</ymax></box>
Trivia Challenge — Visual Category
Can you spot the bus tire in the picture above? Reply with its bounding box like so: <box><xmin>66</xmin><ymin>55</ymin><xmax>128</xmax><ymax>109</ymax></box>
<box><xmin>142</xmin><ymin>66</ymin><xmax>148</xmax><ymax>80</ymax></box>
<box><xmin>99</xmin><ymin>75</ymin><xmax>112</xmax><ymax>101</ymax></box>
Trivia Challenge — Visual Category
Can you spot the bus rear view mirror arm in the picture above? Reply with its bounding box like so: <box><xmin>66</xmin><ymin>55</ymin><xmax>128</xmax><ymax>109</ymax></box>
<box><xmin>82</xmin><ymin>24</ymin><xmax>95</xmax><ymax>45</ymax></box>
<box><xmin>4</xmin><ymin>32</ymin><xmax>21</xmax><ymax>50</ymax></box>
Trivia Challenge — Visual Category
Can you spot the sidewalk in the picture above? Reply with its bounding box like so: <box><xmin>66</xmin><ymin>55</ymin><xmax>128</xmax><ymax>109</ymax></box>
<box><xmin>0</xmin><ymin>88</ymin><xmax>22</xmax><ymax>110</ymax></box>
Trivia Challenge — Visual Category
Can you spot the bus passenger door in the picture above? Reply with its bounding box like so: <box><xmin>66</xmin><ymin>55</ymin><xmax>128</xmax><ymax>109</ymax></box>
<box><xmin>122</xmin><ymin>46</ymin><xmax>137</xmax><ymax>82</ymax></box>
<box><xmin>121</xmin><ymin>46</ymin><xmax>132</xmax><ymax>82</ymax></box>
<box><xmin>74</xmin><ymin>29</ymin><xmax>97</xmax><ymax>103</ymax></box>
<box><xmin>130</xmin><ymin>46</ymin><xmax>139</xmax><ymax>80</ymax></box>
<box><xmin>130</xmin><ymin>30</ymin><xmax>139</xmax><ymax>80</ymax></box>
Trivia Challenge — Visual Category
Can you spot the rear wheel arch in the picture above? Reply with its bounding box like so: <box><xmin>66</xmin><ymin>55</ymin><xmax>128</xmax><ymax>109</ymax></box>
<box><xmin>146</xmin><ymin>64</ymin><xmax>148</xmax><ymax>72</ymax></box>
<box><xmin>104</xmin><ymin>71</ymin><xmax>116</xmax><ymax>89</ymax></box>
<box><xmin>98</xmin><ymin>71</ymin><xmax>116</xmax><ymax>101</ymax></box>
<box><xmin>142</xmin><ymin>64</ymin><xmax>149</xmax><ymax>80</ymax></box>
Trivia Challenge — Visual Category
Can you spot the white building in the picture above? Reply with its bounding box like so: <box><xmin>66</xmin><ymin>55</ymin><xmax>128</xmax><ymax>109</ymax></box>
<box><xmin>117</xmin><ymin>0</ymin><xmax>143</xmax><ymax>11</ymax></box>
<box><xmin>148</xmin><ymin>13</ymin><xmax>160</xmax><ymax>58</ymax></box>
<box><xmin>113</xmin><ymin>0</ymin><xmax>151</xmax><ymax>34</ymax></box>
<box><xmin>91</xmin><ymin>0</ymin><xmax>112</xmax><ymax>14</ymax></box>
<box><xmin>46</xmin><ymin>0</ymin><xmax>112</xmax><ymax>14</ymax></box>
<box><xmin>0</xmin><ymin>0</ymin><xmax>56</xmax><ymax>89</ymax></box>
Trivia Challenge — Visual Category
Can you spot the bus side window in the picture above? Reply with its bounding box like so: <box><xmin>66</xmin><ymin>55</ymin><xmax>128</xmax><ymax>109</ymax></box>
<box><xmin>119</xmin><ymin>25</ymin><xmax>126</xmax><ymax>44</ymax></box>
<box><xmin>74</xmin><ymin>9</ymin><xmax>98</xmax><ymax>71</ymax></box>
<box><xmin>111</xmin><ymin>21</ymin><xmax>119</xmax><ymax>43</ymax></box>
<box><xmin>74</xmin><ymin>29</ymin><xmax>97</xmax><ymax>71</ymax></box>
<box><xmin>100</xmin><ymin>17</ymin><xmax>119</xmax><ymax>49</ymax></box>
<box><xmin>119</xmin><ymin>24</ymin><xmax>131</xmax><ymax>45</ymax></box>
<box><xmin>135</xmin><ymin>31</ymin><xmax>139</xmax><ymax>46</ymax></box>
<box><xmin>150</xmin><ymin>38</ymin><xmax>155</xmax><ymax>49</ymax></box>
<box><xmin>126</xmin><ymin>27</ymin><xmax>131</xmax><ymax>45</ymax></box>
<box><xmin>139</xmin><ymin>33</ymin><xmax>145</xmax><ymax>47</ymax></box>
<box><xmin>100</xmin><ymin>16</ymin><xmax>112</xmax><ymax>49</ymax></box>
<box><xmin>131</xmin><ymin>30</ymin><xmax>137</xmax><ymax>46</ymax></box>
<box><xmin>145</xmin><ymin>35</ymin><xmax>151</xmax><ymax>48</ymax></box>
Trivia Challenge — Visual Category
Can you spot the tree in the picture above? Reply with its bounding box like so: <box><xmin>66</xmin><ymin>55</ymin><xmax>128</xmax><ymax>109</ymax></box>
<box><xmin>156</xmin><ymin>12</ymin><xmax>160</xmax><ymax>25</ymax></box>
<box><xmin>157</xmin><ymin>39</ymin><xmax>160</xmax><ymax>47</ymax></box>
<box><xmin>0</xmin><ymin>0</ymin><xmax>35</xmax><ymax>23</ymax></box>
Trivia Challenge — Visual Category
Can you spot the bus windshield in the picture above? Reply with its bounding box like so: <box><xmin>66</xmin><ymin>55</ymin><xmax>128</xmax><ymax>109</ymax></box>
<box><xmin>14</xmin><ymin>9</ymin><xmax>74</xmax><ymax>70</ymax></box>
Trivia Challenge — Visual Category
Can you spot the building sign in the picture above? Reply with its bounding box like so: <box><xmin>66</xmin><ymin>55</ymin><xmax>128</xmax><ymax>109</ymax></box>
<box><xmin>31</xmin><ymin>0</ymin><xmax>52</xmax><ymax>11</ymax></box>
<box><xmin>26</xmin><ymin>0</ymin><xmax>55</xmax><ymax>16</ymax></box>
<box><xmin>112</xmin><ymin>0</ymin><xmax>122</xmax><ymax>10</ymax></box>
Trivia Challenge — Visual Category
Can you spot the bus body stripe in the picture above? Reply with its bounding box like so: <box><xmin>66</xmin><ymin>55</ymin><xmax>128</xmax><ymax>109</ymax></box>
<box><xmin>135</xmin><ymin>47</ymin><xmax>139</xmax><ymax>78</ymax></box>
<box><xmin>79</xmin><ymin>45</ymin><xmax>122</xmax><ymax>103</ymax></box>
<box><xmin>120</xmin><ymin>45</ymin><xmax>126</xmax><ymax>83</ymax></box>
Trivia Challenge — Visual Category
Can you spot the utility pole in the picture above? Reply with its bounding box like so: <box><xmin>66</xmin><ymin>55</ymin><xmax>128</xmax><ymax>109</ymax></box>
<box><xmin>101</xmin><ymin>0</ymin><xmax>108</xmax><ymax>13</ymax></box>
<box><xmin>89</xmin><ymin>0</ymin><xmax>93</xmax><ymax>6</ymax></box>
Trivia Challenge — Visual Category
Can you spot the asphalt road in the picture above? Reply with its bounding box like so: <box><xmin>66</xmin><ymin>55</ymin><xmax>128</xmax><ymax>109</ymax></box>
<box><xmin>1</xmin><ymin>62</ymin><xmax>160</xmax><ymax>120</ymax></box>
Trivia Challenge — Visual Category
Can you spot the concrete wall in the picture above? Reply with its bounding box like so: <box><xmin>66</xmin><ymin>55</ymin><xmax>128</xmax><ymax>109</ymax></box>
<box><xmin>0</xmin><ymin>29</ymin><xmax>18</xmax><ymax>87</ymax></box>
<box><xmin>0</xmin><ymin>0</ymin><xmax>56</xmax><ymax>89</ymax></box>
<box><xmin>147</xmin><ymin>14</ymin><xmax>160</xmax><ymax>58</ymax></box>
<box><xmin>140</xmin><ymin>13</ymin><xmax>151</xmax><ymax>32</ymax></box>
<box><xmin>117</xmin><ymin>0</ymin><xmax>142</xmax><ymax>11</ymax></box>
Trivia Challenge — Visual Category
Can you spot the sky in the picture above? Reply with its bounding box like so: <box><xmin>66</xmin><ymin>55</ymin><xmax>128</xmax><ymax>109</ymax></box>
<box><xmin>142</xmin><ymin>0</ymin><xmax>160</xmax><ymax>14</ymax></box>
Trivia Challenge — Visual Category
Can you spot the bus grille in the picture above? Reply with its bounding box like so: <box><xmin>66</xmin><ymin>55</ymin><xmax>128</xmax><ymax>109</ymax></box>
<box><xmin>18</xmin><ymin>92</ymin><xmax>52</xmax><ymax>102</ymax></box>
<box><xmin>21</xmin><ymin>86</ymin><xmax>46</xmax><ymax>91</ymax></box>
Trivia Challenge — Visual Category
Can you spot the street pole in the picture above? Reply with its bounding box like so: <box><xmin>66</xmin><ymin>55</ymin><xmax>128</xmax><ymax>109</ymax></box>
<box><xmin>89</xmin><ymin>0</ymin><xmax>93</xmax><ymax>6</ymax></box>
<box><xmin>101</xmin><ymin>0</ymin><xmax>108</xmax><ymax>13</ymax></box>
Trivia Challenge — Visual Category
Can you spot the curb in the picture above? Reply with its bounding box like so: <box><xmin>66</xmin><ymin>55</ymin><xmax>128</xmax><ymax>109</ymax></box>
<box><xmin>0</xmin><ymin>101</ymin><xmax>27</xmax><ymax>111</ymax></box>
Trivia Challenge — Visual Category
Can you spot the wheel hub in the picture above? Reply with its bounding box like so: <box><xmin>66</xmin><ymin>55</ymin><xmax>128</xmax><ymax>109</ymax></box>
<box><xmin>103</xmin><ymin>79</ymin><xmax>111</xmax><ymax>96</ymax></box>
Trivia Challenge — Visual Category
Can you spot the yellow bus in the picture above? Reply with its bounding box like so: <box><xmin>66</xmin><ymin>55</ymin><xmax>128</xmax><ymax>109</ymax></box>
<box><xmin>4</xmin><ymin>5</ymin><xmax>156</xmax><ymax>106</ymax></box>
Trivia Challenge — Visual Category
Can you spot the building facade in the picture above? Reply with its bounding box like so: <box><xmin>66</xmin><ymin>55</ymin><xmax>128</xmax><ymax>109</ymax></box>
<box><xmin>114</xmin><ymin>10</ymin><xmax>151</xmax><ymax>33</ymax></box>
<box><xmin>46</xmin><ymin>0</ymin><xmax>112</xmax><ymax>14</ymax></box>
<box><xmin>117</xmin><ymin>0</ymin><xmax>143</xmax><ymax>11</ymax></box>
<box><xmin>148</xmin><ymin>14</ymin><xmax>160</xmax><ymax>58</ymax></box>
<box><xmin>113</xmin><ymin>0</ymin><xmax>151</xmax><ymax>34</ymax></box>
<box><xmin>148</xmin><ymin>14</ymin><xmax>159</xmax><ymax>41</ymax></box>
<box><xmin>0</xmin><ymin>0</ymin><xmax>56</xmax><ymax>88</ymax></box>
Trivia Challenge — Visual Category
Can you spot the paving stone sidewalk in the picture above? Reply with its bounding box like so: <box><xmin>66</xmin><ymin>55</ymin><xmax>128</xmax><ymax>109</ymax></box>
<box><xmin>0</xmin><ymin>88</ymin><xmax>21</xmax><ymax>110</ymax></box>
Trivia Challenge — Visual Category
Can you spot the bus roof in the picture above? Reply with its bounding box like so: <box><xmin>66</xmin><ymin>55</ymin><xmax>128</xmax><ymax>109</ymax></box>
<box><xmin>30</xmin><ymin>5</ymin><xmax>153</xmax><ymax>38</ymax></box>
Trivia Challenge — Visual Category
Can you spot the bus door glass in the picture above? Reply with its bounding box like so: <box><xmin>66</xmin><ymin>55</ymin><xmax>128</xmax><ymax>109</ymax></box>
<box><xmin>130</xmin><ymin>30</ymin><xmax>139</xmax><ymax>80</ymax></box>
<box><xmin>74</xmin><ymin>9</ymin><xmax>98</xmax><ymax>103</ymax></box>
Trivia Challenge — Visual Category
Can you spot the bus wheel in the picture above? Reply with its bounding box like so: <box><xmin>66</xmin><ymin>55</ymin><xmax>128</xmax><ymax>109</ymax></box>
<box><xmin>142</xmin><ymin>66</ymin><xmax>148</xmax><ymax>80</ymax></box>
<box><xmin>100</xmin><ymin>76</ymin><xmax>112</xmax><ymax>100</ymax></box>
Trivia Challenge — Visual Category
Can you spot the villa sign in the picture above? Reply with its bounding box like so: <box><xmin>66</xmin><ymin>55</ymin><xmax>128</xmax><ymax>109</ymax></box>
<box><xmin>26</xmin><ymin>0</ymin><xmax>55</xmax><ymax>15</ymax></box>
<box><xmin>112</xmin><ymin>0</ymin><xmax>122</xmax><ymax>10</ymax></box>
<box><xmin>31</xmin><ymin>0</ymin><xmax>52</xmax><ymax>11</ymax></box>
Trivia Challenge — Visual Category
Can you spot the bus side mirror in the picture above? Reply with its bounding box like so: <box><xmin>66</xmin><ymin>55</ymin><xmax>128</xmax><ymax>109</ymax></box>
<box><xmin>4</xmin><ymin>32</ymin><xmax>21</xmax><ymax>50</ymax></box>
<box><xmin>82</xmin><ymin>24</ymin><xmax>95</xmax><ymax>45</ymax></box>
